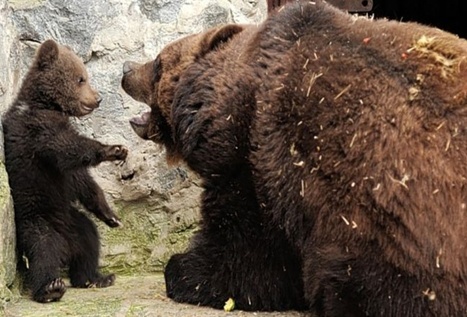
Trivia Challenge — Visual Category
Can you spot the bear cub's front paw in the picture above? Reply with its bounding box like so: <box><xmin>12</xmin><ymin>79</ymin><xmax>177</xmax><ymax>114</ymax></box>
<box><xmin>103</xmin><ymin>145</ymin><xmax>128</xmax><ymax>161</ymax></box>
<box><xmin>105</xmin><ymin>216</ymin><xmax>123</xmax><ymax>228</ymax></box>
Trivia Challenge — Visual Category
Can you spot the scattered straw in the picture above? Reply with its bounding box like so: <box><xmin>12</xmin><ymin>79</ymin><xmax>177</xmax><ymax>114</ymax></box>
<box><xmin>290</xmin><ymin>143</ymin><xmax>298</xmax><ymax>156</ymax></box>
<box><xmin>436</xmin><ymin>121</ymin><xmax>446</xmax><ymax>130</ymax></box>
<box><xmin>422</xmin><ymin>289</ymin><xmax>436</xmax><ymax>301</ymax></box>
<box><xmin>387</xmin><ymin>172</ymin><xmax>409</xmax><ymax>190</ymax></box>
<box><xmin>310</xmin><ymin>166</ymin><xmax>320</xmax><ymax>174</ymax></box>
<box><xmin>408</xmin><ymin>87</ymin><xmax>420</xmax><ymax>101</ymax></box>
<box><xmin>408</xmin><ymin>35</ymin><xmax>462</xmax><ymax>78</ymax></box>
<box><xmin>306</xmin><ymin>72</ymin><xmax>323</xmax><ymax>97</ymax></box>
<box><xmin>274</xmin><ymin>84</ymin><xmax>285</xmax><ymax>91</ymax></box>
<box><xmin>334</xmin><ymin>84</ymin><xmax>352</xmax><ymax>100</ymax></box>
<box><xmin>22</xmin><ymin>254</ymin><xmax>29</xmax><ymax>269</ymax></box>
<box><xmin>436</xmin><ymin>248</ymin><xmax>443</xmax><ymax>268</ymax></box>
<box><xmin>341</xmin><ymin>215</ymin><xmax>350</xmax><ymax>226</ymax></box>
<box><xmin>445</xmin><ymin>136</ymin><xmax>451</xmax><ymax>152</ymax></box>
<box><xmin>349</xmin><ymin>133</ymin><xmax>358</xmax><ymax>148</ymax></box>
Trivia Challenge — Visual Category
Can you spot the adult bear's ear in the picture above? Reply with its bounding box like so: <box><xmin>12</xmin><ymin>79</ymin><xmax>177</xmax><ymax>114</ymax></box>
<box><xmin>36</xmin><ymin>39</ymin><xmax>59</xmax><ymax>69</ymax></box>
<box><xmin>199</xmin><ymin>24</ymin><xmax>245</xmax><ymax>57</ymax></box>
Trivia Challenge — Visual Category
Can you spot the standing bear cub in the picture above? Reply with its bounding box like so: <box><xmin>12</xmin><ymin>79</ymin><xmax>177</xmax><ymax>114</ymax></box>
<box><xmin>3</xmin><ymin>40</ymin><xmax>128</xmax><ymax>303</ymax></box>
<box><xmin>122</xmin><ymin>1</ymin><xmax>467</xmax><ymax>316</ymax></box>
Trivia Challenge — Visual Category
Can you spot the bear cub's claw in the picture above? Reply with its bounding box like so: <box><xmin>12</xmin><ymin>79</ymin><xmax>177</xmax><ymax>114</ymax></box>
<box><xmin>34</xmin><ymin>278</ymin><xmax>66</xmax><ymax>303</ymax></box>
<box><xmin>105</xmin><ymin>217</ymin><xmax>123</xmax><ymax>228</ymax></box>
<box><xmin>104</xmin><ymin>145</ymin><xmax>128</xmax><ymax>161</ymax></box>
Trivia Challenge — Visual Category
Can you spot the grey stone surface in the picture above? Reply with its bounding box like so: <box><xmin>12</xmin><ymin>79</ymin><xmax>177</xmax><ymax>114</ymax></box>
<box><xmin>0</xmin><ymin>0</ymin><xmax>17</xmax><ymax>309</ymax></box>
<box><xmin>0</xmin><ymin>0</ymin><xmax>268</xmax><ymax>307</ymax></box>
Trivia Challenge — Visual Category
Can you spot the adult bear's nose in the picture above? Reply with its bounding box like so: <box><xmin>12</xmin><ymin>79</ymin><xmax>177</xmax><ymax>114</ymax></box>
<box><xmin>123</xmin><ymin>61</ymin><xmax>136</xmax><ymax>74</ymax></box>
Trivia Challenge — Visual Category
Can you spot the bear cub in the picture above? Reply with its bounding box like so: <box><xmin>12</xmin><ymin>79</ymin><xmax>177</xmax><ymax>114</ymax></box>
<box><xmin>2</xmin><ymin>39</ymin><xmax>128</xmax><ymax>303</ymax></box>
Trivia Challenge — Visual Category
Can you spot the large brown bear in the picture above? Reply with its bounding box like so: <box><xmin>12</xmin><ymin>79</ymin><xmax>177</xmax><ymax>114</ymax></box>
<box><xmin>122</xmin><ymin>1</ymin><xmax>467</xmax><ymax>316</ymax></box>
<box><xmin>2</xmin><ymin>40</ymin><xmax>128</xmax><ymax>303</ymax></box>
<box><xmin>123</xmin><ymin>19</ymin><xmax>305</xmax><ymax>313</ymax></box>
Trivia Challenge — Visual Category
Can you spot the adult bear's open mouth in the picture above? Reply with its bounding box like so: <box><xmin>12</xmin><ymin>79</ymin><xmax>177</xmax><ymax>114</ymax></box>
<box><xmin>129</xmin><ymin>111</ymin><xmax>150</xmax><ymax>139</ymax></box>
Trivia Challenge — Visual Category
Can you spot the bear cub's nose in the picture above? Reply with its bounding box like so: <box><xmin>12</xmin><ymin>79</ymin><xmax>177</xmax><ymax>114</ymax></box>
<box><xmin>96</xmin><ymin>95</ymin><xmax>103</xmax><ymax>105</ymax></box>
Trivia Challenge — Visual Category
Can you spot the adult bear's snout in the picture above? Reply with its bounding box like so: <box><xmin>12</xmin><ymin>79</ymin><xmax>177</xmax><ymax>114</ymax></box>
<box><xmin>122</xmin><ymin>61</ymin><xmax>137</xmax><ymax>74</ymax></box>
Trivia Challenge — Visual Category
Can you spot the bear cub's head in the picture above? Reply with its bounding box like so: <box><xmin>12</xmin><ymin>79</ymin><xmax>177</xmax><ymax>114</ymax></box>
<box><xmin>121</xmin><ymin>24</ymin><xmax>244</xmax><ymax>162</ymax></box>
<box><xmin>19</xmin><ymin>39</ymin><xmax>101</xmax><ymax>117</ymax></box>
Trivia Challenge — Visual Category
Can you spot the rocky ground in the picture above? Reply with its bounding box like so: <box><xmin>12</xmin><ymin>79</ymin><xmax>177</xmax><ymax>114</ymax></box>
<box><xmin>4</xmin><ymin>274</ymin><xmax>305</xmax><ymax>317</ymax></box>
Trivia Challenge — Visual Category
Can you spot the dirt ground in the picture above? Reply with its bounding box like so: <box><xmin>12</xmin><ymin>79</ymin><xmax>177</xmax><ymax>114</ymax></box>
<box><xmin>4</xmin><ymin>274</ymin><xmax>305</xmax><ymax>317</ymax></box>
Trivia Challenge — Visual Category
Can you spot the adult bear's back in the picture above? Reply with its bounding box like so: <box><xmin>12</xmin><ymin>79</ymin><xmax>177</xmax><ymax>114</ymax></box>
<box><xmin>251</xmin><ymin>2</ymin><xmax>467</xmax><ymax>315</ymax></box>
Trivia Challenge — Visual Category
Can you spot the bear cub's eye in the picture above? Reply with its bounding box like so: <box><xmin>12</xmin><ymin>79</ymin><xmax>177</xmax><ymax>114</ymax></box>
<box><xmin>77</xmin><ymin>77</ymin><xmax>86</xmax><ymax>84</ymax></box>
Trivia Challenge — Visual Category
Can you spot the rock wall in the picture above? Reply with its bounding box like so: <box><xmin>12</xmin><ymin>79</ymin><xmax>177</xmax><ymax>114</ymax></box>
<box><xmin>0</xmin><ymin>0</ymin><xmax>267</xmax><ymax>303</ymax></box>
<box><xmin>0</xmin><ymin>0</ymin><xmax>18</xmax><ymax>308</ymax></box>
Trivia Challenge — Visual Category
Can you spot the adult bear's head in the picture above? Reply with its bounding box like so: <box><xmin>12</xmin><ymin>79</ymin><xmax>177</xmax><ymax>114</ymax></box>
<box><xmin>121</xmin><ymin>24</ymin><xmax>244</xmax><ymax>163</ymax></box>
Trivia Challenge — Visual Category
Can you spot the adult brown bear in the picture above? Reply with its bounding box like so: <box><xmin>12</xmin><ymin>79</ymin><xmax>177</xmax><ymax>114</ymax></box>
<box><xmin>122</xmin><ymin>1</ymin><xmax>467</xmax><ymax>316</ymax></box>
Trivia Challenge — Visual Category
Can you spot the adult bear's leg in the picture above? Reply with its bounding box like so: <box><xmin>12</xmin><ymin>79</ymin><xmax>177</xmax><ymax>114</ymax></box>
<box><xmin>165</xmin><ymin>170</ymin><xmax>306</xmax><ymax>311</ymax></box>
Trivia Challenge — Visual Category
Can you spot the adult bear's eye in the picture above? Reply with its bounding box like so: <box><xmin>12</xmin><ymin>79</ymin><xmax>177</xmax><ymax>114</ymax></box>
<box><xmin>78</xmin><ymin>76</ymin><xmax>86</xmax><ymax>84</ymax></box>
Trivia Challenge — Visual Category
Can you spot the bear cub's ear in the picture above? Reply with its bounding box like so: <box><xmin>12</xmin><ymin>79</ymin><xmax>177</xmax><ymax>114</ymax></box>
<box><xmin>36</xmin><ymin>39</ymin><xmax>59</xmax><ymax>69</ymax></box>
<box><xmin>200</xmin><ymin>24</ymin><xmax>244</xmax><ymax>57</ymax></box>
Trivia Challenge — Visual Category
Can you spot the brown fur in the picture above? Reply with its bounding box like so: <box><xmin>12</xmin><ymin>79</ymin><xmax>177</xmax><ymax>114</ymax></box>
<box><xmin>123</xmin><ymin>24</ymin><xmax>305</xmax><ymax>313</ymax></box>
<box><xmin>20</xmin><ymin>40</ymin><xmax>101</xmax><ymax>116</ymax></box>
<box><xmin>122</xmin><ymin>1</ymin><xmax>467</xmax><ymax>316</ymax></box>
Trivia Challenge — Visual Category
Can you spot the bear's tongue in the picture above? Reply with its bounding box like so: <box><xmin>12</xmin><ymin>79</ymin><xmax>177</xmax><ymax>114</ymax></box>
<box><xmin>129</xmin><ymin>111</ymin><xmax>150</xmax><ymax>139</ymax></box>
<box><xmin>130</xmin><ymin>111</ymin><xmax>150</xmax><ymax>126</ymax></box>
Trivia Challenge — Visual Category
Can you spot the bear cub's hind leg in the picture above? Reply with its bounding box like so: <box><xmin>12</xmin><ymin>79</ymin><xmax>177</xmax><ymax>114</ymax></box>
<box><xmin>18</xmin><ymin>223</ymin><xmax>68</xmax><ymax>303</ymax></box>
<box><xmin>33</xmin><ymin>278</ymin><xmax>66</xmax><ymax>303</ymax></box>
<box><xmin>67</xmin><ymin>209</ymin><xmax>116</xmax><ymax>289</ymax></box>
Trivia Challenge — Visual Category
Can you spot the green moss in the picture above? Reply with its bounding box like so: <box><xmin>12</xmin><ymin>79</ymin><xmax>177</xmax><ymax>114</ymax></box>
<box><xmin>126</xmin><ymin>304</ymin><xmax>146</xmax><ymax>316</ymax></box>
<box><xmin>5</xmin><ymin>296</ymin><xmax>123</xmax><ymax>317</ymax></box>
<box><xmin>0</xmin><ymin>161</ymin><xmax>17</xmax><ymax>308</ymax></box>
<box><xmin>98</xmin><ymin>199</ymin><xmax>198</xmax><ymax>275</ymax></box>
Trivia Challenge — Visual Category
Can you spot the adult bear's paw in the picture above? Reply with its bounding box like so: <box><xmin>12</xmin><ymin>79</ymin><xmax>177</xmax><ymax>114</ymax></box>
<box><xmin>164</xmin><ymin>252</ymin><xmax>226</xmax><ymax>310</ymax></box>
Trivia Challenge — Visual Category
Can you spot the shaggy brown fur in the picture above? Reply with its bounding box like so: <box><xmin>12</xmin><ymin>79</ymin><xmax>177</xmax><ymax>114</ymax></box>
<box><xmin>267</xmin><ymin>0</ymin><xmax>290</xmax><ymax>12</ymax></box>
<box><xmin>122</xmin><ymin>1</ymin><xmax>467</xmax><ymax>316</ymax></box>
<box><xmin>3</xmin><ymin>40</ymin><xmax>128</xmax><ymax>303</ymax></box>
<box><xmin>270</xmin><ymin>0</ymin><xmax>467</xmax><ymax>38</ymax></box>
<box><xmin>122</xmin><ymin>22</ymin><xmax>305</xmax><ymax>313</ymax></box>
